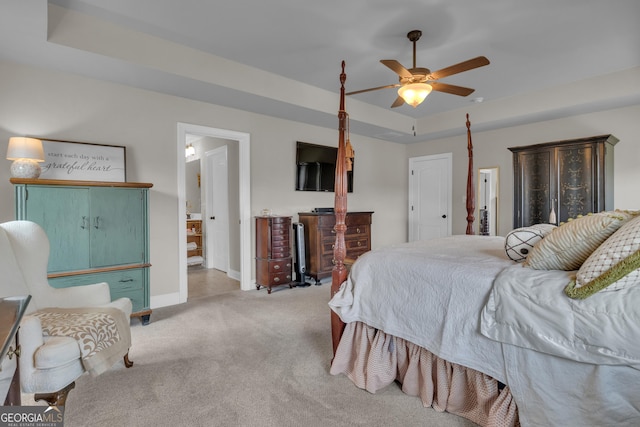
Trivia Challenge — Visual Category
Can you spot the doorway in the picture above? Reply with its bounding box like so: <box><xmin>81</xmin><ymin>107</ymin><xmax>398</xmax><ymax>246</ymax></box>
<box><xmin>177</xmin><ymin>123</ymin><xmax>251</xmax><ymax>304</ymax></box>
<box><xmin>478</xmin><ymin>167</ymin><xmax>499</xmax><ymax>236</ymax></box>
<box><xmin>408</xmin><ymin>153</ymin><xmax>452</xmax><ymax>241</ymax></box>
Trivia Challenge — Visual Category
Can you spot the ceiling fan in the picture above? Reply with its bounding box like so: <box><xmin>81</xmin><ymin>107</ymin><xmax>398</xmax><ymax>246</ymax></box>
<box><xmin>347</xmin><ymin>30</ymin><xmax>490</xmax><ymax>108</ymax></box>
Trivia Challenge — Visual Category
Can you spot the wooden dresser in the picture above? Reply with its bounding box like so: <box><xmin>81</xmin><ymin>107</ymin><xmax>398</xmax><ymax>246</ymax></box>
<box><xmin>298</xmin><ymin>212</ymin><xmax>373</xmax><ymax>284</ymax></box>
<box><xmin>255</xmin><ymin>216</ymin><xmax>294</xmax><ymax>293</ymax></box>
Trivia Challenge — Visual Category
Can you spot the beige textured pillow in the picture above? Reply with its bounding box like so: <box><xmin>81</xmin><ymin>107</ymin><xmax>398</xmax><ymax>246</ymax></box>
<box><xmin>524</xmin><ymin>211</ymin><xmax>635</xmax><ymax>271</ymax></box>
<box><xmin>565</xmin><ymin>215</ymin><xmax>640</xmax><ymax>298</ymax></box>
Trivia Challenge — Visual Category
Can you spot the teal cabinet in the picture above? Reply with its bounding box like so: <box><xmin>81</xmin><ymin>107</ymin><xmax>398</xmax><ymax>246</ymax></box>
<box><xmin>13</xmin><ymin>179</ymin><xmax>153</xmax><ymax>324</ymax></box>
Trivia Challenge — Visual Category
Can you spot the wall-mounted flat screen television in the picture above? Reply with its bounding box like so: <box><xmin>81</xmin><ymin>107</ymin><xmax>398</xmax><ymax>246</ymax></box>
<box><xmin>295</xmin><ymin>141</ymin><xmax>353</xmax><ymax>192</ymax></box>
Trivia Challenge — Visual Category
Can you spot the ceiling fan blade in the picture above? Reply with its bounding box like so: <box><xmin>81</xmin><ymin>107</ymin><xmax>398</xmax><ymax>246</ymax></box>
<box><xmin>346</xmin><ymin>84</ymin><xmax>400</xmax><ymax>96</ymax></box>
<box><xmin>390</xmin><ymin>96</ymin><xmax>405</xmax><ymax>108</ymax></box>
<box><xmin>430</xmin><ymin>82</ymin><xmax>476</xmax><ymax>97</ymax></box>
<box><xmin>380</xmin><ymin>60</ymin><xmax>413</xmax><ymax>78</ymax></box>
<box><xmin>429</xmin><ymin>56</ymin><xmax>490</xmax><ymax>80</ymax></box>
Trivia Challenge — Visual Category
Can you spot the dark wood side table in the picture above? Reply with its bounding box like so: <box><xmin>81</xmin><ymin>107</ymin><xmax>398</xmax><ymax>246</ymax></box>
<box><xmin>1</xmin><ymin>295</ymin><xmax>31</xmax><ymax>406</ymax></box>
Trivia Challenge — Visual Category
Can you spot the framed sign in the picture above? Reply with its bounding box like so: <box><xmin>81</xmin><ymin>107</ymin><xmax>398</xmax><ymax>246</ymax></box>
<box><xmin>39</xmin><ymin>139</ymin><xmax>126</xmax><ymax>182</ymax></box>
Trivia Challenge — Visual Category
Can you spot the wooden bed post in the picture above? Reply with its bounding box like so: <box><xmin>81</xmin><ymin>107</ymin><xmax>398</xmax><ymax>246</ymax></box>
<box><xmin>466</xmin><ymin>113</ymin><xmax>475</xmax><ymax>235</ymax></box>
<box><xmin>331</xmin><ymin>61</ymin><xmax>348</xmax><ymax>356</ymax></box>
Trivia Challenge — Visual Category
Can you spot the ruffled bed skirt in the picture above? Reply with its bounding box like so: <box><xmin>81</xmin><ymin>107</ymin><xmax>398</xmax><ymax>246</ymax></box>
<box><xmin>330</xmin><ymin>322</ymin><xmax>519</xmax><ymax>427</ymax></box>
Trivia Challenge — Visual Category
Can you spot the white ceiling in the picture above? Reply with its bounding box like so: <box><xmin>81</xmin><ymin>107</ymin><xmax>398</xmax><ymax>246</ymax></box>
<box><xmin>1</xmin><ymin>0</ymin><xmax>639</xmax><ymax>143</ymax></box>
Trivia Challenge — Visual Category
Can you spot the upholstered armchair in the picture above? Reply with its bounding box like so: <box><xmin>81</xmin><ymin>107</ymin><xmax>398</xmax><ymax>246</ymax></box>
<box><xmin>0</xmin><ymin>220</ymin><xmax>133</xmax><ymax>406</ymax></box>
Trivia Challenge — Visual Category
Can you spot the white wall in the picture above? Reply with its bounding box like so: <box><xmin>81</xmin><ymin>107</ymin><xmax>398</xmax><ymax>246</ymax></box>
<box><xmin>4</xmin><ymin>60</ymin><xmax>637</xmax><ymax>307</ymax></box>
<box><xmin>0</xmin><ymin>60</ymin><xmax>407</xmax><ymax>307</ymax></box>
<box><xmin>407</xmin><ymin>104</ymin><xmax>640</xmax><ymax>236</ymax></box>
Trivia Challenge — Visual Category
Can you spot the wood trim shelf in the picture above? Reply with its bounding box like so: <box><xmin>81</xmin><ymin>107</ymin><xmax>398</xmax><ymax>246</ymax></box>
<box><xmin>10</xmin><ymin>178</ymin><xmax>153</xmax><ymax>188</ymax></box>
<box><xmin>47</xmin><ymin>263</ymin><xmax>152</xmax><ymax>279</ymax></box>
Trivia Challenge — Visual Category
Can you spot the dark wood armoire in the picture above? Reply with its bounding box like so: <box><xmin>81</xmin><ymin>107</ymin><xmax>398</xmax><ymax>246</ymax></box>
<box><xmin>509</xmin><ymin>134</ymin><xmax>618</xmax><ymax>228</ymax></box>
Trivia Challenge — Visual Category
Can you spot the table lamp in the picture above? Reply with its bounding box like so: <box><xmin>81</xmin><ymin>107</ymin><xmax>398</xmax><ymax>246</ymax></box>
<box><xmin>6</xmin><ymin>137</ymin><xmax>45</xmax><ymax>178</ymax></box>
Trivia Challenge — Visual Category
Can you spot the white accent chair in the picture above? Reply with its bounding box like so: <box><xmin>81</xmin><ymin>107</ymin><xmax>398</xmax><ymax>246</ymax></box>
<box><xmin>0</xmin><ymin>220</ymin><xmax>133</xmax><ymax>406</ymax></box>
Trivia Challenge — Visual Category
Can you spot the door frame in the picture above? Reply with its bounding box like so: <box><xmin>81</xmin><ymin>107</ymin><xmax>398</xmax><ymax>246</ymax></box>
<box><xmin>177</xmin><ymin>123</ymin><xmax>251</xmax><ymax>302</ymax></box>
<box><xmin>408</xmin><ymin>153</ymin><xmax>452</xmax><ymax>241</ymax></box>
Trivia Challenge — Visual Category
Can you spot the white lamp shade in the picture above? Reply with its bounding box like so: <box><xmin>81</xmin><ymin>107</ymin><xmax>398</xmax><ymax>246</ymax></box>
<box><xmin>398</xmin><ymin>83</ymin><xmax>433</xmax><ymax>107</ymax></box>
<box><xmin>6</xmin><ymin>137</ymin><xmax>45</xmax><ymax>162</ymax></box>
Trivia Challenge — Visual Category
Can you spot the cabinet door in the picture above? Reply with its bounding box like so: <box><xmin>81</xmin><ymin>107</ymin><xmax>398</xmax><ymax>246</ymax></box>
<box><xmin>515</xmin><ymin>150</ymin><xmax>552</xmax><ymax>227</ymax></box>
<box><xmin>23</xmin><ymin>186</ymin><xmax>91</xmax><ymax>273</ymax></box>
<box><xmin>556</xmin><ymin>144</ymin><xmax>595</xmax><ymax>223</ymax></box>
<box><xmin>89</xmin><ymin>187</ymin><xmax>145</xmax><ymax>267</ymax></box>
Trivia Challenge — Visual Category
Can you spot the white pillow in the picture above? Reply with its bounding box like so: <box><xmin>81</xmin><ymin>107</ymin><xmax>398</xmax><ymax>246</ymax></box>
<box><xmin>504</xmin><ymin>224</ymin><xmax>556</xmax><ymax>262</ymax></box>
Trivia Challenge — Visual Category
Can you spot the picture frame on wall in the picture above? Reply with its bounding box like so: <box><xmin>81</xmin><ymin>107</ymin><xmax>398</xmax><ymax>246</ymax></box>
<box><xmin>39</xmin><ymin>139</ymin><xmax>126</xmax><ymax>182</ymax></box>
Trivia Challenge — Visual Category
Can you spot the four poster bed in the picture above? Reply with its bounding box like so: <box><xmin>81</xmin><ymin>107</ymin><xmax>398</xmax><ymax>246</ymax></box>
<box><xmin>328</xmin><ymin>62</ymin><xmax>640</xmax><ymax>426</ymax></box>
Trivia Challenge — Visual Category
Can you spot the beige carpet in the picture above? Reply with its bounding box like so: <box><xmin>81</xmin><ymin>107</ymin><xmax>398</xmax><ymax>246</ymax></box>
<box><xmin>25</xmin><ymin>273</ymin><xmax>476</xmax><ymax>427</ymax></box>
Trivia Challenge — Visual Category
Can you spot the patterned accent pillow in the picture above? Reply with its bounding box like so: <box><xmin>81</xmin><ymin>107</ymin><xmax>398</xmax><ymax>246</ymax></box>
<box><xmin>565</xmin><ymin>215</ymin><xmax>640</xmax><ymax>298</ymax></box>
<box><xmin>504</xmin><ymin>224</ymin><xmax>556</xmax><ymax>262</ymax></box>
<box><xmin>524</xmin><ymin>211</ymin><xmax>635</xmax><ymax>271</ymax></box>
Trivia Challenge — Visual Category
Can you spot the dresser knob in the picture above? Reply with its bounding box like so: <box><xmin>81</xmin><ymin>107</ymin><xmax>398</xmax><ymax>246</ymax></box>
<box><xmin>356</xmin><ymin>227</ymin><xmax>361</xmax><ymax>233</ymax></box>
<box><xmin>357</xmin><ymin>241</ymin><xmax>362</xmax><ymax>246</ymax></box>
<box><xmin>274</xmin><ymin>265</ymin><xmax>280</xmax><ymax>270</ymax></box>
<box><xmin>274</xmin><ymin>277</ymin><xmax>280</xmax><ymax>282</ymax></box>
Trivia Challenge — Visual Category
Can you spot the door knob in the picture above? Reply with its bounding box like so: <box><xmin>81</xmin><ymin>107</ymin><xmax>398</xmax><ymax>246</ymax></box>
<box><xmin>442</xmin><ymin>214</ymin><xmax>447</xmax><ymax>218</ymax></box>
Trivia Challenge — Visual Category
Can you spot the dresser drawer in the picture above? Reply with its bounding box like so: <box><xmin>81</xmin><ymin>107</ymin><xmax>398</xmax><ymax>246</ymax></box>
<box><xmin>256</xmin><ymin>259</ymin><xmax>292</xmax><ymax>286</ymax></box>
<box><xmin>269</xmin><ymin>217</ymin><xmax>290</xmax><ymax>225</ymax></box>
<box><xmin>268</xmin><ymin>271</ymin><xmax>293</xmax><ymax>285</ymax></box>
<box><xmin>49</xmin><ymin>268</ymin><xmax>148</xmax><ymax>314</ymax></box>
<box><xmin>315</xmin><ymin>212</ymin><xmax>372</xmax><ymax>229</ymax></box>
<box><xmin>320</xmin><ymin>224</ymin><xmax>370</xmax><ymax>239</ymax></box>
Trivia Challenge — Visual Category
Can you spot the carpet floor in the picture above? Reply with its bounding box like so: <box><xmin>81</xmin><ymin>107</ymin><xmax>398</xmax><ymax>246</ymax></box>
<box><xmin>24</xmin><ymin>273</ymin><xmax>476</xmax><ymax>427</ymax></box>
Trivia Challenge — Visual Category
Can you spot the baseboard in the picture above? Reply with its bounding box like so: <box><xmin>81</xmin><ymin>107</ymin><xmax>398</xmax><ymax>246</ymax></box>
<box><xmin>227</xmin><ymin>268</ymin><xmax>240</xmax><ymax>281</ymax></box>
<box><xmin>150</xmin><ymin>292</ymin><xmax>182</xmax><ymax>309</ymax></box>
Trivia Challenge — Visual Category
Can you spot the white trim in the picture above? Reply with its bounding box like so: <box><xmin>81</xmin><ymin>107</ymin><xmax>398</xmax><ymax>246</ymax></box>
<box><xmin>177</xmin><ymin>123</ymin><xmax>252</xmax><ymax>301</ymax></box>
<box><xmin>151</xmin><ymin>292</ymin><xmax>182</xmax><ymax>309</ymax></box>
<box><xmin>227</xmin><ymin>268</ymin><xmax>240</xmax><ymax>282</ymax></box>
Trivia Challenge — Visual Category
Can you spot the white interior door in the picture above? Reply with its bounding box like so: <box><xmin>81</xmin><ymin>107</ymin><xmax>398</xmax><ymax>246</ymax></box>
<box><xmin>205</xmin><ymin>146</ymin><xmax>229</xmax><ymax>271</ymax></box>
<box><xmin>408</xmin><ymin>153</ymin><xmax>452</xmax><ymax>241</ymax></box>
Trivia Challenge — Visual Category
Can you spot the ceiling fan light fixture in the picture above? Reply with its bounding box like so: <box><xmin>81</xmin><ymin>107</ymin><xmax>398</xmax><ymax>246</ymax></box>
<box><xmin>398</xmin><ymin>83</ymin><xmax>432</xmax><ymax>107</ymax></box>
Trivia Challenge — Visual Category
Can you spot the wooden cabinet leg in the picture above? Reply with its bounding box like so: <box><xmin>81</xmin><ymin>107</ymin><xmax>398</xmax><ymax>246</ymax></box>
<box><xmin>124</xmin><ymin>352</ymin><xmax>133</xmax><ymax>368</ymax></box>
<box><xmin>141</xmin><ymin>314</ymin><xmax>151</xmax><ymax>325</ymax></box>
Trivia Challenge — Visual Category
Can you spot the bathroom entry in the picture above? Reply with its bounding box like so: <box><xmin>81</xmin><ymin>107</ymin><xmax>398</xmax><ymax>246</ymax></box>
<box><xmin>478</xmin><ymin>167</ymin><xmax>499</xmax><ymax>236</ymax></box>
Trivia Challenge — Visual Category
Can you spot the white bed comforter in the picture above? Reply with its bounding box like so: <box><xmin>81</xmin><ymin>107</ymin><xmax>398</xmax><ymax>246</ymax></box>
<box><xmin>482</xmin><ymin>264</ymin><xmax>640</xmax><ymax>368</ymax></box>
<box><xmin>329</xmin><ymin>235</ymin><xmax>640</xmax><ymax>426</ymax></box>
<box><xmin>329</xmin><ymin>235</ymin><xmax>514</xmax><ymax>382</ymax></box>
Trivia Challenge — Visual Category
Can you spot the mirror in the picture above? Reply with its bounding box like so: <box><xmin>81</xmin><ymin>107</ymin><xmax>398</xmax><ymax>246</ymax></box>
<box><xmin>477</xmin><ymin>167</ymin><xmax>499</xmax><ymax>236</ymax></box>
